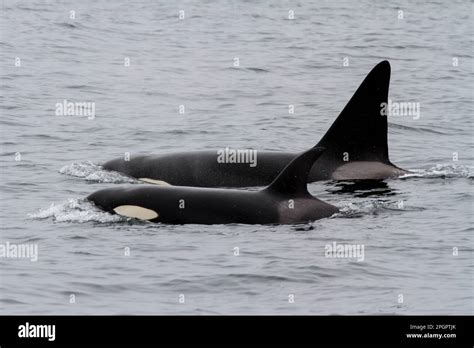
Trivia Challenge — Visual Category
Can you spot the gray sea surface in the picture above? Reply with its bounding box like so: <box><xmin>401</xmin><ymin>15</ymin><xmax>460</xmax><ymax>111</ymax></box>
<box><xmin>0</xmin><ymin>0</ymin><xmax>473</xmax><ymax>314</ymax></box>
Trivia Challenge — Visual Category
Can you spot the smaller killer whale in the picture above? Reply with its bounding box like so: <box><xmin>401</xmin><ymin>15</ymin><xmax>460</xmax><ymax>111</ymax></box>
<box><xmin>102</xmin><ymin>61</ymin><xmax>407</xmax><ymax>187</ymax></box>
<box><xmin>87</xmin><ymin>147</ymin><xmax>339</xmax><ymax>225</ymax></box>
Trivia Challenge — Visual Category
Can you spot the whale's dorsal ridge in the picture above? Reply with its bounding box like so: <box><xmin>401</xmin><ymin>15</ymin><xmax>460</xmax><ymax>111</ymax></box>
<box><xmin>316</xmin><ymin>60</ymin><xmax>391</xmax><ymax>165</ymax></box>
<box><xmin>265</xmin><ymin>146</ymin><xmax>325</xmax><ymax>196</ymax></box>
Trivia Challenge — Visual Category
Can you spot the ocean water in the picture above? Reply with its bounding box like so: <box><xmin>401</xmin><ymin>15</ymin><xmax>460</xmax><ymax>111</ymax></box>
<box><xmin>0</xmin><ymin>0</ymin><xmax>472</xmax><ymax>314</ymax></box>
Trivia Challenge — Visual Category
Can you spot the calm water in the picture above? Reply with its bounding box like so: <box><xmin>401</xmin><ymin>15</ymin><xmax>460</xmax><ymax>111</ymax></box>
<box><xmin>0</xmin><ymin>0</ymin><xmax>472</xmax><ymax>314</ymax></box>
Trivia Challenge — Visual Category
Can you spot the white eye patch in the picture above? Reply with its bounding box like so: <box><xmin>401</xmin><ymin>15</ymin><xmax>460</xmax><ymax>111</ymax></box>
<box><xmin>113</xmin><ymin>205</ymin><xmax>159</xmax><ymax>220</ymax></box>
<box><xmin>139</xmin><ymin>178</ymin><xmax>171</xmax><ymax>186</ymax></box>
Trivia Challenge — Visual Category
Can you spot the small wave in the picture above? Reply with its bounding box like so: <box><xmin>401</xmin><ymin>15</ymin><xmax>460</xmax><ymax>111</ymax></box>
<box><xmin>56</xmin><ymin>22</ymin><xmax>80</xmax><ymax>29</ymax></box>
<box><xmin>28</xmin><ymin>198</ymin><xmax>124</xmax><ymax>223</ymax></box>
<box><xmin>223</xmin><ymin>67</ymin><xmax>269</xmax><ymax>73</ymax></box>
<box><xmin>245</xmin><ymin>67</ymin><xmax>269</xmax><ymax>73</ymax></box>
<box><xmin>401</xmin><ymin>164</ymin><xmax>473</xmax><ymax>179</ymax></box>
<box><xmin>59</xmin><ymin>161</ymin><xmax>138</xmax><ymax>183</ymax></box>
<box><xmin>227</xmin><ymin>273</ymin><xmax>291</xmax><ymax>282</ymax></box>
<box><xmin>66</xmin><ymin>235</ymin><xmax>89</xmax><ymax>240</ymax></box>
<box><xmin>72</xmin><ymin>251</ymin><xmax>101</xmax><ymax>256</ymax></box>
<box><xmin>17</xmin><ymin>5</ymin><xmax>53</xmax><ymax>13</ymax></box>
<box><xmin>0</xmin><ymin>298</ymin><xmax>27</xmax><ymax>305</ymax></box>
<box><xmin>388</xmin><ymin>122</ymin><xmax>448</xmax><ymax>135</ymax></box>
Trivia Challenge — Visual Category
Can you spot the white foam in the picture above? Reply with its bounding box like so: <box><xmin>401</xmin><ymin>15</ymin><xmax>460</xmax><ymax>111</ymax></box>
<box><xmin>401</xmin><ymin>164</ymin><xmax>473</xmax><ymax>179</ymax></box>
<box><xmin>59</xmin><ymin>161</ymin><xmax>138</xmax><ymax>183</ymax></box>
<box><xmin>335</xmin><ymin>199</ymin><xmax>420</xmax><ymax>218</ymax></box>
<box><xmin>29</xmin><ymin>198</ymin><xmax>124</xmax><ymax>223</ymax></box>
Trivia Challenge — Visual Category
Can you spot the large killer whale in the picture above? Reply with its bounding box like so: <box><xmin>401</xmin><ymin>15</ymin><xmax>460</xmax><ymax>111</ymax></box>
<box><xmin>103</xmin><ymin>61</ymin><xmax>407</xmax><ymax>187</ymax></box>
<box><xmin>88</xmin><ymin>147</ymin><xmax>339</xmax><ymax>224</ymax></box>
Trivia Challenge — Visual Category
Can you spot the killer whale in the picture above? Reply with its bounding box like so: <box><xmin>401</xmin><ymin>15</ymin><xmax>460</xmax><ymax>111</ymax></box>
<box><xmin>88</xmin><ymin>147</ymin><xmax>338</xmax><ymax>224</ymax></box>
<box><xmin>103</xmin><ymin>61</ymin><xmax>407</xmax><ymax>187</ymax></box>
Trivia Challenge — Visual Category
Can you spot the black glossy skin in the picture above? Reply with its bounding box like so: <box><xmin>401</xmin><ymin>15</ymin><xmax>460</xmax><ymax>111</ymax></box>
<box><xmin>87</xmin><ymin>185</ymin><xmax>338</xmax><ymax>225</ymax></box>
<box><xmin>104</xmin><ymin>151</ymin><xmax>295</xmax><ymax>187</ymax></box>
<box><xmin>89</xmin><ymin>147</ymin><xmax>339</xmax><ymax>225</ymax></box>
<box><xmin>103</xmin><ymin>151</ymin><xmax>406</xmax><ymax>187</ymax></box>
<box><xmin>102</xmin><ymin>61</ymin><xmax>408</xmax><ymax>187</ymax></box>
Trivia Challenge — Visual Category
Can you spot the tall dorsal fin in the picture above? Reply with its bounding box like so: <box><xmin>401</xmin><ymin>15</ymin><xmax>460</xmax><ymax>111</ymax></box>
<box><xmin>265</xmin><ymin>147</ymin><xmax>325</xmax><ymax>195</ymax></box>
<box><xmin>316</xmin><ymin>60</ymin><xmax>391</xmax><ymax>164</ymax></box>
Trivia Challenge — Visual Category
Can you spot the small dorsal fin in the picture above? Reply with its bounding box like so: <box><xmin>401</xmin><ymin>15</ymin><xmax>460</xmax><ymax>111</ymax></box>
<box><xmin>316</xmin><ymin>60</ymin><xmax>391</xmax><ymax>164</ymax></box>
<box><xmin>265</xmin><ymin>147</ymin><xmax>325</xmax><ymax>195</ymax></box>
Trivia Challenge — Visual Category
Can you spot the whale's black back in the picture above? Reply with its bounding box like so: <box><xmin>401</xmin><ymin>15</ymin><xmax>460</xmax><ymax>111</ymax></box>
<box><xmin>89</xmin><ymin>147</ymin><xmax>338</xmax><ymax>224</ymax></box>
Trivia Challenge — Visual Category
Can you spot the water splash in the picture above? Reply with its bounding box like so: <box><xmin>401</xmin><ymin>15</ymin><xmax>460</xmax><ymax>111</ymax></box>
<box><xmin>59</xmin><ymin>161</ymin><xmax>138</xmax><ymax>183</ymax></box>
<box><xmin>401</xmin><ymin>164</ymin><xmax>473</xmax><ymax>179</ymax></box>
<box><xmin>336</xmin><ymin>199</ymin><xmax>422</xmax><ymax>218</ymax></box>
<box><xmin>28</xmin><ymin>198</ymin><xmax>124</xmax><ymax>223</ymax></box>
